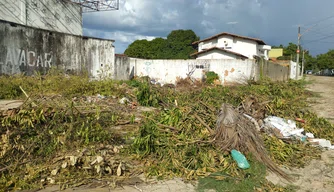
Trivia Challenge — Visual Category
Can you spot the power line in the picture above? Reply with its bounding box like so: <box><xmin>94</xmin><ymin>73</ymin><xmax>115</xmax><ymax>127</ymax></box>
<box><xmin>303</xmin><ymin>31</ymin><xmax>334</xmax><ymax>45</ymax></box>
<box><xmin>301</xmin><ymin>27</ymin><xmax>332</xmax><ymax>38</ymax></box>
<box><xmin>299</xmin><ymin>14</ymin><xmax>334</xmax><ymax>45</ymax></box>
<box><xmin>304</xmin><ymin>24</ymin><xmax>334</xmax><ymax>34</ymax></box>
<box><xmin>303</xmin><ymin>14</ymin><xmax>334</xmax><ymax>27</ymax></box>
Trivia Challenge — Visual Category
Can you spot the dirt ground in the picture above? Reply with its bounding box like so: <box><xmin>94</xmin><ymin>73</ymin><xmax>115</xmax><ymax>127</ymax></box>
<box><xmin>36</xmin><ymin>75</ymin><xmax>334</xmax><ymax>192</ymax></box>
<box><xmin>306</xmin><ymin>75</ymin><xmax>334</xmax><ymax>124</ymax></box>
<box><xmin>267</xmin><ymin>75</ymin><xmax>334</xmax><ymax>192</ymax></box>
<box><xmin>36</xmin><ymin>178</ymin><xmax>197</xmax><ymax>192</ymax></box>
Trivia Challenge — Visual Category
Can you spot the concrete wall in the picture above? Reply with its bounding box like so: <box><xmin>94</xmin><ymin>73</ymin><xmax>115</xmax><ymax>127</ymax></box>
<box><xmin>0</xmin><ymin>0</ymin><xmax>26</xmax><ymax>25</ymax></box>
<box><xmin>0</xmin><ymin>20</ymin><xmax>114</xmax><ymax>78</ymax></box>
<box><xmin>0</xmin><ymin>0</ymin><xmax>82</xmax><ymax>35</ymax></box>
<box><xmin>114</xmin><ymin>55</ymin><xmax>131</xmax><ymax>80</ymax></box>
<box><xmin>262</xmin><ymin>61</ymin><xmax>289</xmax><ymax>81</ymax></box>
<box><xmin>129</xmin><ymin>58</ymin><xmax>260</xmax><ymax>85</ymax></box>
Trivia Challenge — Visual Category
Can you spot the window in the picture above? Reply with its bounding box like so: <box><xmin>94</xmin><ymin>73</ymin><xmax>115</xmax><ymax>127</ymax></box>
<box><xmin>196</xmin><ymin>65</ymin><xmax>204</xmax><ymax>69</ymax></box>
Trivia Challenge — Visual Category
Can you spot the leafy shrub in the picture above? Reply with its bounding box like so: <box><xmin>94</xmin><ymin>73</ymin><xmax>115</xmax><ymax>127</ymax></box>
<box><xmin>205</xmin><ymin>71</ymin><xmax>219</xmax><ymax>84</ymax></box>
<box><xmin>136</xmin><ymin>82</ymin><xmax>160</xmax><ymax>107</ymax></box>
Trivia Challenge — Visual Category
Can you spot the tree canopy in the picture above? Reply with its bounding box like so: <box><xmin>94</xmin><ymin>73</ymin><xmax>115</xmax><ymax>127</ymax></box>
<box><xmin>124</xmin><ymin>29</ymin><xmax>199</xmax><ymax>59</ymax></box>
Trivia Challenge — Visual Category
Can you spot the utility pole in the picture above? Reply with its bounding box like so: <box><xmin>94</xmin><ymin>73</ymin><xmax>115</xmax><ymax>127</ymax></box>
<box><xmin>296</xmin><ymin>26</ymin><xmax>301</xmax><ymax>79</ymax></box>
<box><xmin>302</xmin><ymin>50</ymin><xmax>306</xmax><ymax>75</ymax></box>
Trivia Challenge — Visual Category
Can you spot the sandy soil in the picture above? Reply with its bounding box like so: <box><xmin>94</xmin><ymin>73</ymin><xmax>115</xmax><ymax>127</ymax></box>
<box><xmin>266</xmin><ymin>75</ymin><xmax>334</xmax><ymax>192</ymax></box>
<box><xmin>306</xmin><ymin>75</ymin><xmax>334</xmax><ymax>124</ymax></box>
<box><xmin>36</xmin><ymin>178</ymin><xmax>196</xmax><ymax>192</ymax></box>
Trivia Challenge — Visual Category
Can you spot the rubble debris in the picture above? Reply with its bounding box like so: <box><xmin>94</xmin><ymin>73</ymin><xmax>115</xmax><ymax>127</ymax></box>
<box><xmin>119</xmin><ymin>97</ymin><xmax>130</xmax><ymax>104</ymax></box>
<box><xmin>310</xmin><ymin>139</ymin><xmax>334</xmax><ymax>149</ymax></box>
<box><xmin>264</xmin><ymin>116</ymin><xmax>334</xmax><ymax>149</ymax></box>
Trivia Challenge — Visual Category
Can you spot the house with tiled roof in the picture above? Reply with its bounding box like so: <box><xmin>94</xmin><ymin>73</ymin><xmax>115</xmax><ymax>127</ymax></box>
<box><xmin>191</xmin><ymin>32</ymin><xmax>271</xmax><ymax>60</ymax></box>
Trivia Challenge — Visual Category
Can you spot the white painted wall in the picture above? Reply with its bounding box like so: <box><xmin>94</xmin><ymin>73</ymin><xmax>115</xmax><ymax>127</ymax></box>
<box><xmin>130</xmin><ymin>59</ymin><xmax>259</xmax><ymax>85</ymax></box>
<box><xmin>231</xmin><ymin>38</ymin><xmax>258</xmax><ymax>58</ymax></box>
<box><xmin>210</xmin><ymin>59</ymin><xmax>258</xmax><ymax>85</ymax></box>
<box><xmin>199</xmin><ymin>38</ymin><xmax>218</xmax><ymax>51</ymax></box>
<box><xmin>0</xmin><ymin>0</ymin><xmax>82</xmax><ymax>35</ymax></box>
<box><xmin>289</xmin><ymin>61</ymin><xmax>302</xmax><ymax>80</ymax></box>
<box><xmin>217</xmin><ymin>36</ymin><xmax>234</xmax><ymax>49</ymax></box>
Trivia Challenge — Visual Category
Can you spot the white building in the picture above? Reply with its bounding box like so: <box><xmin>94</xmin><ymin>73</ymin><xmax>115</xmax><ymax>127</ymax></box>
<box><xmin>191</xmin><ymin>32</ymin><xmax>271</xmax><ymax>60</ymax></box>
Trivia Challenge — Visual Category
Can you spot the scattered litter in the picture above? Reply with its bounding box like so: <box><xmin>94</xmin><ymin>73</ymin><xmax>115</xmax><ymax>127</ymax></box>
<box><xmin>309</xmin><ymin>139</ymin><xmax>334</xmax><ymax>149</ymax></box>
<box><xmin>264</xmin><ymin>116</ymin><xmax>304</xmax><ymax>138</ymax></box>
<box><xmin>119</xmin><ymin>97</ymin><xmax>130</xmax><ymax>104</ymax></box>
<box><xmin>47</xmin><ymin>177</ymin><xmax>55</xmax><ymax>184</ymax></box>
<box><xmin>231</xmin><ymin>149</ymin><xmax>250</xmax><ymax>169</ymax></box>
<box><xmin>295</xmin><ymin>118</ymin><xmax>306</xmax><ymax>123</ymax></box>
<box><xmin>61</xmin><ymin>162</ymin><xmax>67</xmax><ymax>169</ymax></box>
<box><xmin>306</xmin><ymin>133</ymin><xmax>315</xmax><ymax>139</ymax></box>
<box><xmin>264</xmin><ymin>116</ymin><xmax>334</xmax><ymax>149</ymax></box>
<box><xmin>97</xmin><ymin>94</ymin><xmax>106</xmax><ymax>99</ymax></box>
<box><xmin>117</xmin><ymin>162</ymin><xmax>122</xmax><ymax>176</ymax></box>
<box><xmin>68</xmin><ymin>156</ymin><xmax>78</xmax><ymax>166</ymax></box>
<box><xmin>51</xmin><ymin>168</ymin><xmax>59</xmax><ymax>176</ymax></box>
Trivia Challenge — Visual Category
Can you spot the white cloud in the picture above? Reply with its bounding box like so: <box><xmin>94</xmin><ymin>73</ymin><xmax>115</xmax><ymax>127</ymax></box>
<box><xmin>83</xmin><ymin>0</ymin><xmax>334</xmax><ymax>55</ymax></box>
<box><xmin>227</xmin><ymin>22</ymin><xmax>238</xmax><ymax>25</ymax></box>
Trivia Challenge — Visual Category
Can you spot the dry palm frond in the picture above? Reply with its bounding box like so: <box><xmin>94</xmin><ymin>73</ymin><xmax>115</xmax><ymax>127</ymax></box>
<box><xmin>214</xmin><ymin>103</ymin><xmax>292</xmax><ymax>181</ymax></box>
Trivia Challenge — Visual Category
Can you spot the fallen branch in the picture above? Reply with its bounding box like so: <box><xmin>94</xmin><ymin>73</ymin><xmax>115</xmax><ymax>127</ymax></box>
<box><xmin>194</xmin><ymin>113</ymin><xmax>214</xmax><ymax>135</ymax></box>
<box><xmin>175</xmin><ymin>139</ymin><xmax>215</xmax><ymax>146</ymax></box>
<box><xmin>0</xmin><ymin>160</ymin><xmax>31</xmax><ymax>172</ymax></box>
<box><xmin>199</xmin><ymin>101</ymin><xmax>215</xmax><ymax>112</ymax></box>
<box><xmin>19</xmin><ymin>86</ymin><xmax>37</xmax><ymax>107</ymax></box>
<box><xmin>140</xmin><ymin>115</ymin><xmax>179</xmax><ymax>132</ymax></box>
<box><xmin>243</xmin><ymin>113</ymin><xmax>261</xmax><ymax>131</ymax></box>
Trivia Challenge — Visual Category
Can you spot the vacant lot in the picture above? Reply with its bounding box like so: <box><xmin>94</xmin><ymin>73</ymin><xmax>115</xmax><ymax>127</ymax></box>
<box><xmin>1</xmin><ymin>74</ymin><xmax>333</xmax><ymax>192</ymax></box>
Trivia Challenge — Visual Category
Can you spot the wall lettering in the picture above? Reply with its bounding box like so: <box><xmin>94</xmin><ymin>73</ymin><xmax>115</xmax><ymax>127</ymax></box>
<box><xmin>144</xmin><ymin>61</ymin><xmax>152</xmax><ymax>74</ymax></box>
<box><xmin>187</xmin><ymin>60</ymin><xmax>210</xmax><ymax>77</ymax></box>
<box><xmin>27</xmin><ymin>51</ymin><xmax>36</xmax><ymax>66</ymax></box>
<box><xmin>0</xmin><ymin>47</ymin><xmax>54</xmax><ymax>74</ymax></box>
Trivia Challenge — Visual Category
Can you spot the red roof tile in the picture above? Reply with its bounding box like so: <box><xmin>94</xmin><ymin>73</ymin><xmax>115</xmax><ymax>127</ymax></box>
<box><xmin>115</xmin><ymin>54</ymin><xmax>128</xmax><ymax>57</ymax></box>
<box><xmin>193</xmin><ymin>32</ymin><xmax>266</xmax><ymax>45</ymax></box>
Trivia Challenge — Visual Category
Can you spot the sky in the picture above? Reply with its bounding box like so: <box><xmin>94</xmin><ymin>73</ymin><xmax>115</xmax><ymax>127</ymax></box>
<box><xmin>82</xmin><ymin>0</ymin><xmax>334</xmax><ymax>56</ymax></box>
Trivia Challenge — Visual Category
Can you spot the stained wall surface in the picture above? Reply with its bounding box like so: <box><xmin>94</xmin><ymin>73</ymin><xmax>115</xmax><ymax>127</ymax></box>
<box><xmin>0</xmin><ymin>0</ymin><xmax>82</xmax><ymax>35</ymax></box>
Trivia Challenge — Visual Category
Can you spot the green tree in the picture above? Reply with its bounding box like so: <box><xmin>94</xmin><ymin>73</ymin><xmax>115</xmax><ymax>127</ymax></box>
<box><xmin>315</xmin><ymin>50</ymin><xmax>334</xmax><ymax>70</ymax></box>
<box><xmin>283</xmin><ymin>43</ymin><xmax>298</xmax><ymax>57</ymax></box>
<box><xmin>124</xmin><ymin>39</ymin><xmax>152</xmax><ymax>59</ymax></box>
<box><xmin>124</xmin><ymin>29</ymin><xmax>199</xmax><ymax>59</ymax></box>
